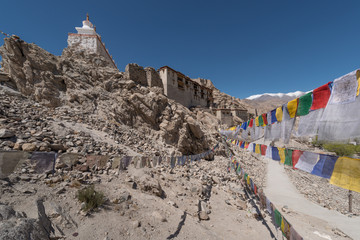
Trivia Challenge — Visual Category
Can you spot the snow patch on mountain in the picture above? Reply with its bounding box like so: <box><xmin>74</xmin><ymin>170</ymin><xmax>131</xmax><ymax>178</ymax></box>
<box><xmin>246</xmin><ymin>91</ymin><xmax>306</xmax><ymax>101</ymax></box>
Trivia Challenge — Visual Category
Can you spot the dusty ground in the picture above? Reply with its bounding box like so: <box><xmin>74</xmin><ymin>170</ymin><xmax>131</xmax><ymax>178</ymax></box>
<box><xmin>1</xmin><ymin>155</ymin><xmax>279</xmax><ymax>240</ymax></box>
<box><xmin>2</xmin><ymin>148</ymin><xmax>359</xmax><ymax>240</ymax></box>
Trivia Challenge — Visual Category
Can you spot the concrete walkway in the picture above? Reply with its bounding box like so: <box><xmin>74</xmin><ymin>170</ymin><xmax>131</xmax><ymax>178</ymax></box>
<box><xmin>264</xmin><ymin>158</ymin><xmax>360</xmax><ymax>240</ymax></box>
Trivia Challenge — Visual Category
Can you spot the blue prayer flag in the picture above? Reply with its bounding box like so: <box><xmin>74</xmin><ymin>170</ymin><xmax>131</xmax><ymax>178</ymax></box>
<box><xmin>270</xmin><ymin>109</ymin><xmax>277</xmax><ymax>124</ymax></box>
<box><xmin>311</xmin><ymin>154</ymin><xmax>338</xmax><ymax>179</ymax></box>
<box><xmin>271</xmin><ymin>147</ymin><xmax>280</xmax><ymax>161</ymax></box>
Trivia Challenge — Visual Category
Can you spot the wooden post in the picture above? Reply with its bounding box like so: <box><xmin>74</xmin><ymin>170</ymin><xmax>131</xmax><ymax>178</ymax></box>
<box><xmin>348</xmin><ymin>190</ymin><xmax>353</xmax><ymax>213</ymax></box>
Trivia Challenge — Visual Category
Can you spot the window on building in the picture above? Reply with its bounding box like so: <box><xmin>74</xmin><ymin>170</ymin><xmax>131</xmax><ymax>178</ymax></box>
<box><xmin>194</xmin><ymin>84</ymin><xmax>199</xmax><ymax>96</ymax></box>
<box><xmin>201</xmin><ymin>89</ymin><xmax>204</xmax><ymax>99</ymax></box>
<box><xmin>177</xmin><ymin>77</ymin><xmax>185</xmax><ymax>90</ymax></box>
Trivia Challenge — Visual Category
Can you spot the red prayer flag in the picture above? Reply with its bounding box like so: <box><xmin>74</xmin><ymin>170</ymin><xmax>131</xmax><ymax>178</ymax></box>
<box><xmin>292</xmin><ymin>150</ymin><xmax>303</xmax><ymax>169</ymax></box>
<box><xmin>249</xmin><ymin>119</ymin><xmax>254</xmax><ymax>128</ymax></box>
<box><xmin>310</xmin><ymin>82</ymin><xmax>332</xmax><ymax>110</ymax></box>
<box><xmin>261</xmin><ymin>145</ymin><xmax>267</xmax><ymax>156</ymax></box>
<box><xmin>262</xmin><ymin>113</ymin><xmax>268</xmax><ymax>125</ymax></box>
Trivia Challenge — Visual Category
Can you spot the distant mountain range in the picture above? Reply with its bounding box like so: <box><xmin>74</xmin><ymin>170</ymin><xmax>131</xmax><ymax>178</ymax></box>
<box><xmin>246</xmin><ymin>91</ymin><xmax>306</xmax><ymax>102</ymax></box>
<box><xmin>240</xmin><ymin>91</ymin><xmax>306</xmax><ymax>114</ymax></box>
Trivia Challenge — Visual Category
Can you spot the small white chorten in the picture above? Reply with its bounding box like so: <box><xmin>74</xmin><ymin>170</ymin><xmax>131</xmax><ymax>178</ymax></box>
<box><xmin>75</xmin><ymin>13</ymin><xmax>97</xmax><ymax>35</ymax></box>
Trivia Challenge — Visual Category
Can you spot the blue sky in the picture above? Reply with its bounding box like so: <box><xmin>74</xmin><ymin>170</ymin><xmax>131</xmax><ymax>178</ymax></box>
<box><xmin>1</xmin><ymin>0</ymin><xmax>359</xmax><ymax>99</ymax></box>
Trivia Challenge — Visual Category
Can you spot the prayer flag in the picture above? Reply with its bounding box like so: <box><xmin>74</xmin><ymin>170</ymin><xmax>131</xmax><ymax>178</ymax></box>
<box><xmin>287</xmin><ymin>98</ymin><xmax>299</xmax><ymax>118</ymax></box>
<box><xmin>271</xmin><ymin>109</ymin><xmax>277</xmax><ymax>124</ymax></box>
<box><xmin>328</xmin><ymin>70</ymin><xmax>358</xmax><ymax>105</ymax></box>
<box><xmin>274</xmin><ymin>209</ymin><xmax>282</xmax><ymax>228</ymax></box>
<box><xmin>310</xmin><ymin>82</ymin><xmax>331</xmax><ymax>110</ymax></box>
<box><xmin>255</xmin><ymin>117</ymin><xmax>260</xmax><ymax>127</ymax></box>
<box><xmin>284</xmin><ymin>149</ymin><xmax>293</xmax><ymax>166</ymax></box>
<box><xmin>282</xmin><ymin>217</ymin><xmax>291</xmax><ymax>239</ymax></box>
<box><xmin>272</xmin><ymin>147</ymin><xmax>280</xmax><ymax>161</ymax></box>
<box><xmin>258</xmin><ymin>115</ymin><xmax>264</xmax><ymax>126</ymax></box>
<box><xmin>241</xmin><ymin>121</ymin><xmax>248</xmax><ymax>130</ymax></box>
<box><xmin>30</xmin><ymin>152</ymin><xmax>56</xmax><ymax>174</ymax></box>
<box><xmin>261</xmin><ymin>145</ymin><xmax>267</xmax><ymax>156</ymax></box>
<box><xmin>281</xmin><ymin>218</ymin><xmax>285</xmax><ymax>236</ymax></box>
<box><xmin>265</xmin><ymin>146</ymin><xmax>272</xmax><ymax>159</ymax></box>
<box><xmin>295</xmin><ymin>151</ymin><xmax>319</xmax><ymax>173</ymax></box>
<box><xmin>262</xmin><ymin>113</ymin><xmax>268</xmax><ymax>125</ymax></box>
<box><xmin>266</xmin><ymin>198</ymin><xmax>272</xmax><ymax>214</ymax></box>
<box><xmin>330</xmin><ymin>157</ymin><xmax>360</xmax><ymax>192</ymax></box>
<box><xmin>311</xmin><ymin>154</ymin><xmax>338</xmax><ymax>179</ymax></box>
<box><xmin>297</xmin><ymin>92</ymin><xmax>313</xmax><ymax>116</ymax></box>
<box><xmin>255</xmin><ymin>144</ymin><xmax>261</xmax><ymax>154</ymax></box>
<box><xmin>276</xmin><ymin>107</ymin><xmax>283</xmax><ymax>122</ymax></box>
<box><xmin>249</xmin><ymin>119</ymin><xmax>253</xmax><ymax>128</ymax></box>
<box><xmin>278</xmin><ymin>148</ymin><xmax>286</xmax><ymax>164</ymax></box>
<box><xmin>292</xmin><ymin>150</ymin><xmax>303</xmax><ymax>169</ymax></box>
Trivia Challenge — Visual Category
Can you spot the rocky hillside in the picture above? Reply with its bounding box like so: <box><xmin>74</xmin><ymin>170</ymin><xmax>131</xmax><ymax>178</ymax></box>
<box><xmin>0</xmin><ymin>37</ymin><xmax>221</xmax><ymax>155</ymax></box>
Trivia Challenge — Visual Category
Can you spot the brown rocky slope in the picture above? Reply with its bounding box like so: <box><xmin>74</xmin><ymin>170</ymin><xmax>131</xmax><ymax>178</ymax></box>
<box><xmin>0</xmin><ymin>37</ymin><xmax>221</xmax><ymax>155</ymax></box>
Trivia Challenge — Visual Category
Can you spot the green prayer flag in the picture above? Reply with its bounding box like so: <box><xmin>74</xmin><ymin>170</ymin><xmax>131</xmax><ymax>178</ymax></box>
<box><xmin>297</xmin><ymin>92</ymin><xmax>313</xmax><ymax>116</ymax></box>
<box><xmin>274</xmin><ymin>209</ymin><xmax>282</xmax><ymax>228</ymax></box>
<box><xmin>284</xmin><ymin>149</ymin><xmax>293</xmax><ymax>166</ymax></box>
<box><xmin>258</xmin><ymin>115</ymin><xmax>264</xmax><ymax>126</ymax></box>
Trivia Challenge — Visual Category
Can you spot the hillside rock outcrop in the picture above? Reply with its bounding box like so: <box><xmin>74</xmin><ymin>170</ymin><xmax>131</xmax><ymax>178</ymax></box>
<box><xmin>0</xmin><ymin>37</ymin><xmax>220</xmax><ymax>154</ymax></box>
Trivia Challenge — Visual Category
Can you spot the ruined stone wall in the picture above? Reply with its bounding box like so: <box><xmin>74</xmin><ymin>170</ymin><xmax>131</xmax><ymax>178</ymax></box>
<box><xmin>232</xmin><ymin>110</ymin><xmax>249</xmax><ymax>122</ymax></box>
<box><xmin>125</xmin><ymin>63</ymin><xmax>147</xmax><ymax>86</ymax></box>
<box><xmin>145</xmin><ymin>67</ymin><xmax>163</xmax><ymax>89</ymax></box>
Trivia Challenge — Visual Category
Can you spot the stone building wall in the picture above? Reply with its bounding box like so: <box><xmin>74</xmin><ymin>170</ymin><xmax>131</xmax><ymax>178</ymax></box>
<box><xmin>158</xmin><ymin>66</ymin><xmax>212</xmax><ymax>108</ymax></box>
<box><xmin>215</xmin><ymin>109</ymin><xmax>234</xmax><ymax>127</ymax></box>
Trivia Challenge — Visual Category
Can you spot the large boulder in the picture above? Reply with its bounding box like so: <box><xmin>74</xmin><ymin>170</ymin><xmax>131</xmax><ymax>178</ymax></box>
<box><xmin>0</xmin><ymin>129</ymin><xmax>15</xmax><ymax>138</ymax></box>
<box><xmin>0</xmin><ymin>38</ymin><xmax>65</xmax><ymax>107</ymax></box>
<box><xmin>0</xmin><ymin>200</ymin><xmax>54</xmax><ymax>240</ymax></box>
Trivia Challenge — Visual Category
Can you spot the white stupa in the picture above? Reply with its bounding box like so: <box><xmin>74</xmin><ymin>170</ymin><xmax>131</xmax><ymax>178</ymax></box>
<box><xmin>67</xmin><ymin>14</ymin><xmax>117</xmax><ymax>68</ymax></box>
<box><xmin>76</xmin><ymin>14</ymin><xmax>96</xmax><ymax>34</ymax></box>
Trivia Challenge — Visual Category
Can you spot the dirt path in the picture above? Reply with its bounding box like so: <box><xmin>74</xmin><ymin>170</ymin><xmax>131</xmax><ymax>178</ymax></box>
<box><xmin>264</xmin><ymin>158</ymin><xmax>360</xmax><ymax>240</ymax></box>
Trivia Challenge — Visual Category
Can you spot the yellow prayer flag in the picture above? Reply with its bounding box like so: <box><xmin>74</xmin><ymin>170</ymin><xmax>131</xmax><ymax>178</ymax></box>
<box><xmin>255</xmin><ymin>144</ymin><xmax>261</xmax><ymax>154</ymax></box>
<box><xmin>229</xmin><ymin>126</ymin><xmax>236</xmax><ymax>131</ymax></box>
<box><xmin>247</xmin><ymin>175</ymin><xmax>250</xmax><ymax>186</ymax></box>
<box><xmin>255</xmin><ymin>117</ymin><xmax>259</xmax><ymax>127</ymax></box>
<box><xmin>330</xmin><ymin>157</ymin><xmax>360</xmax><ymax>193</ymax></box>
<box><xmin>356</xmin><ymin>70</ymin><xmax>360</xmax><ymax>96</ymax></box>
<box><xmin>287</xmin><ymin>98</ymin><xmax>298</xmax><ymax>118</ymax></box>
<box><xmin>281</xmin><ymin>218</ymin><xmax>285</xmax><ymax>234</ymax></box>
<box><xmin>276</xmin><ymin>107</ymin><xmax>283</xmax><ymax>122</ymax></box>
<box><xmin>278</xmin><ymin>147</ymin><xmax>285</xmax><ymax>164</ymax></box>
